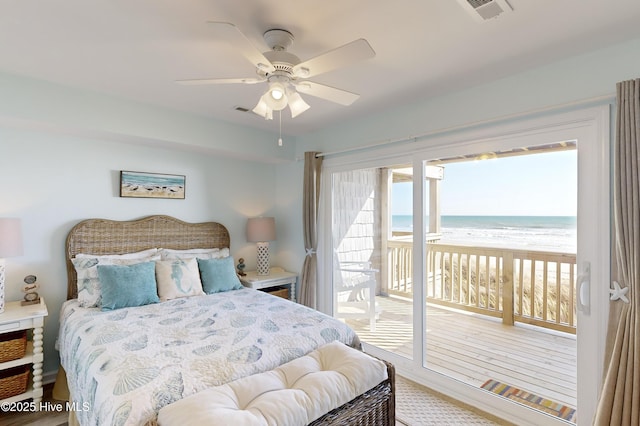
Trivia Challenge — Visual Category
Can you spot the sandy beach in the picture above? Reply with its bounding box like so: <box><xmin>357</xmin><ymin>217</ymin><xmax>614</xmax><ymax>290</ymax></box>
<box><xmin>121</xmin><ymin>183</ymin><xmax>185</xmax><ymax>199</ymax></box>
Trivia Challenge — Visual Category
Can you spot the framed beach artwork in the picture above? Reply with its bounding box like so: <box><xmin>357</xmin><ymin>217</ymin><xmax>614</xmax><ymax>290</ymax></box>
<box><xmin>120</xmin><ymin>171</ymin><xmax>186</xmax><ymax>199</ymax></box>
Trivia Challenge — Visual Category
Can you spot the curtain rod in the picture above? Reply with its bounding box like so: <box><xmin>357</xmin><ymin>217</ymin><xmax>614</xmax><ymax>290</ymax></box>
<box><xmin>305</xmin><ymin>93</ymin><xmax>615</xmax><ymax>160</ymax></box>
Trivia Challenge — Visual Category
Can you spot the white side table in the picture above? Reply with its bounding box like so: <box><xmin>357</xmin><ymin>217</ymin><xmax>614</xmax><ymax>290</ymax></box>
<box><xmin>239</xmin><ymin>267</ymin><xmax>297</xmax><ymax>302</ymax></box>
<box><xmin>0</xmin><ymin>298</ymin><xmax>48</xmax><ymax>407</ymax></box>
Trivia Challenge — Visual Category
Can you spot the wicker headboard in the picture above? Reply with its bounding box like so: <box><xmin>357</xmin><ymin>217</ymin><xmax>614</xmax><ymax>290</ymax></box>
<box><xmin>65</xmin><ymin>215</ymin><xmax>230</xmax><ymax>300</ymax></box>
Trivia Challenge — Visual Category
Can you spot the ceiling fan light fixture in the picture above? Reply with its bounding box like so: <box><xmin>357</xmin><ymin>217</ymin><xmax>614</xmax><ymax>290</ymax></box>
<box><xmin>287</xmin><ymin>90</ymin><xmax>310</xmax><ymax>118</ymax></box>
<box><xmin>270</xmin><ymin>88</ymin><xmax>284</xmax><ymax>100</ymax></box>
<box><xmin>253</xmin><ymin>97</ymin><xmax>273</xmax><ymax>120</ymax></box>
<box><xmin>264</xmin><ymin>82</ymin><xmax>288</xmax><ymax>110</ymax></box>
<box><xmin>269</xmin><ymin>82</ymin><xmax>285</xmax><ymax>100</ymax></box>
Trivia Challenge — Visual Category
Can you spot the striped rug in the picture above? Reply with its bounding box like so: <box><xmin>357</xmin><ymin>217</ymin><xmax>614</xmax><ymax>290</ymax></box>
<box><xmin>481</xmin><ymin>379</ymin><xmax>576</xmax><ymax>422</ymax></box>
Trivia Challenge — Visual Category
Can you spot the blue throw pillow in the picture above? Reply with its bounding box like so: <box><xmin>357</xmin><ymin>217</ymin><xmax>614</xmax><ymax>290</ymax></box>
<box><xmin>97</xmin><ymin>261</ymin><xmax>159</xmax><ymax>310</ymax></box>
<box><xmin>197</xmin><ymin>257</ymin><xmax>243</xmax><ymax>294</ymax></box>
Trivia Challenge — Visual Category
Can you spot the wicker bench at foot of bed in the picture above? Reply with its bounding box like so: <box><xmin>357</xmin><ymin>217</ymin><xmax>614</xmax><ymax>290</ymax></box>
<box><xmin>309</xmin><ymin>360</ymin><xmax>395</xmax><ymax>426</ymax></box>
<box><xmin>158</xmin><ymin>342</ymin><xmax>395</xmax><ymax>426</ymax></box>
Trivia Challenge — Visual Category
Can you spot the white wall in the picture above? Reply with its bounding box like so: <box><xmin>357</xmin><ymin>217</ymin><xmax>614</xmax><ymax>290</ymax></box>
<box><xmin>0</xmin><ymin>71</ymin><xmax>295</xmax><ymax>164</ymax></box>
<box><xmin>273</xmin><ymin>159</ymin><xmax>304</xmax><ymax>273</ymax></box>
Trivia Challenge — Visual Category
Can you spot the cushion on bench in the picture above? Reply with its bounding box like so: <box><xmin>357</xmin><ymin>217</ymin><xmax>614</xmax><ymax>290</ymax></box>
<box><xmin>157</xmin><ymin>341</ymin><xmax>388</xmax><ymax>426</ymax></box>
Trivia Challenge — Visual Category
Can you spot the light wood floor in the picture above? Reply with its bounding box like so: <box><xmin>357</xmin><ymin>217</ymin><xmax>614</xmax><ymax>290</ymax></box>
<box><xmin>1</xmin><ymin>383</ymin><xmax>68</xmax><ymax>426</ymax></box>
<box><xmin>345</xmin><ymin>295</ymin><xmax>577</xmax><ymax>409</ymax></box>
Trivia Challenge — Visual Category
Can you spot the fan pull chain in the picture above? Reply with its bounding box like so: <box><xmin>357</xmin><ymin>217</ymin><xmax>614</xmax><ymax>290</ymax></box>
<box><xmin>278</xmin><ymin>110</ymin><xmax>283</xmax><ymax>146</ymax></box>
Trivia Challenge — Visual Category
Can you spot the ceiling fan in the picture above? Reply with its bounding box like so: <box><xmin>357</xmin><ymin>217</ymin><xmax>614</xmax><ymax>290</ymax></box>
<box><xmin>177</xmin><ymin>22</ymin><xmax>376</xmax><ymax>120</ymax></box>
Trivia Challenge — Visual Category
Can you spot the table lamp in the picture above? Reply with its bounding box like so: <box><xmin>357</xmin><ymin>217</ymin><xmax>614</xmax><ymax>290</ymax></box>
<box><xmin>246</xmin><ymin>217</ymin><xmax>276</xmax><ymax>275</ymax></box>
<box><xmin>0</xmin><ymin>218</ymin><xmax>23</xmax><ymax>313</ymax></box>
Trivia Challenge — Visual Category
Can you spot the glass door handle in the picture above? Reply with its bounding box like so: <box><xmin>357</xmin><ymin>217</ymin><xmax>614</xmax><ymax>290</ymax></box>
<box><xmin>577</xmin><ymin>261</ymin><xmax>590</xmax><ymax>315</ymax></box>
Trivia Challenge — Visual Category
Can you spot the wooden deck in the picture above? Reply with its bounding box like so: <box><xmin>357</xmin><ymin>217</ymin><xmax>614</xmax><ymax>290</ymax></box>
<box><xmin>345</xmin><ymin>295</ymin><xmax>577</xmax><ymax>409</ymax></box>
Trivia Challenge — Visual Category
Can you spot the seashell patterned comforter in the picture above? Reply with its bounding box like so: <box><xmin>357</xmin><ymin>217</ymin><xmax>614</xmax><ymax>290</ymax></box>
<box><xmin>58</xmin><ymin>288</ymin><xmax>359</xmax><ymax>426</ymax></box>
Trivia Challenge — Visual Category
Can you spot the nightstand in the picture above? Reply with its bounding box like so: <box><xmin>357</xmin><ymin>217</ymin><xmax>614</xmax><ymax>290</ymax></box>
<box><xmin>239</xmin><ymin>267</ymin><xmax>297</xmax><ymax>302</ymax></box>
<box><xmin>0</xmin><ymin>298</ymin><xmax>48</xmax><ymax>407</ymax></box>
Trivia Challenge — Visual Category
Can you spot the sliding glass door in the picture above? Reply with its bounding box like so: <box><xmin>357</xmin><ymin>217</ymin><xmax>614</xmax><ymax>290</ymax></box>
<box><xmin>322</xmin><ymin>106</ymin><xmax>609</xmax><ymax>425</ymax></box>
<box><xmin>421</xmin><ymin>147</ymin><xmax>578</xmax><ymax>415</ymax></box>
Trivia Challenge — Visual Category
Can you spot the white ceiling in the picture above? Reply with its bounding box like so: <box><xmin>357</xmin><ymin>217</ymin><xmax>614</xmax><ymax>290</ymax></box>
<box><xmin>1</xmin><ymin>0</ymin><xmax>640</xmax><ymax>136</ymax></box>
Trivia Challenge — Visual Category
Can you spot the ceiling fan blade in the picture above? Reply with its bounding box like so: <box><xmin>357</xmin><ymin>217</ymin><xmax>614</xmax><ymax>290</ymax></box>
<box><xmin>293</xmin><ymin>39</ymin><xmax>375</xmax><ymax>78</ymax></box>
<box><xmin>294</xmin><ymin>81</ymin><xmax>360</xmax><ymax>106</ymax></box>
<box><xmin>208</xmin><ymin>21</ymin><xmax>276</xmax><ymax>74</ymax></box>
<box><xmin>176</xmin><ymin>77</ymin><xmax>265</xmax><ymax>85</ymax></box>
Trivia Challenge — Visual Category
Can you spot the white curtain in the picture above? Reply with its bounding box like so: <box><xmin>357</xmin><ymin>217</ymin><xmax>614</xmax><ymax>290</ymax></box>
<box><xmin>594</xmin><ymin>78</ymin><xmax>640</xmax><ymax>425</ymax></box>
<box><xmin>299</xmin><ymin>152</ymin><xmax>323</xmax><ymax>309</ymax></box>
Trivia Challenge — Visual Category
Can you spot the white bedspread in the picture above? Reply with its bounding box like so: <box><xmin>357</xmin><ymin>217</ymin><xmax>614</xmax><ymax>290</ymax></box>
<box><xmin>58</xmin><ymin>288</ymin><xmax>359</xmax><ymax>426</ymax></box>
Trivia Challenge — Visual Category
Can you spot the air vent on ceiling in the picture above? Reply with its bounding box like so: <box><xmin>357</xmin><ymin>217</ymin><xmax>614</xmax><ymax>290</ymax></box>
<box><xmin>457</xmin><ymin>0</ymin><xmax>513</xmax><ymax>21</ymax></box>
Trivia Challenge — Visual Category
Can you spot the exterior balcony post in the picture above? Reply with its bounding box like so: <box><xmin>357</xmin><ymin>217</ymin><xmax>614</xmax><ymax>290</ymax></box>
<box><xmin>502</xmin><ymin>251</ymin><xmax>515</xmax><ymax>326</ymax></box>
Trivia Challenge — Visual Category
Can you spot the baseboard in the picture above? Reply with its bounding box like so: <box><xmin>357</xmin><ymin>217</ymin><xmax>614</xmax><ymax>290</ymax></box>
<box><xmin>43</xmin><ymin>369</ymin><xmax>58</xmax><ymax>385</ymax></box>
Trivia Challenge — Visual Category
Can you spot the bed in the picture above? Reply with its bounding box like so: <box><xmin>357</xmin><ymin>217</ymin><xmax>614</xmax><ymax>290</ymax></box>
<box><xmin>58</xmin><ymin>215</ymin><xmax>394</xmax><ymax>426</ymax></box>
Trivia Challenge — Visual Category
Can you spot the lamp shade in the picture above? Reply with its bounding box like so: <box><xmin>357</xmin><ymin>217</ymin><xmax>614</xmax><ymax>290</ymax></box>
<box><xmin>264</xmin><ymin>82</ymin><xmax>288</xmax><ymax>111</ymax></box>
<box><xmin>287</xmin><ymin>90</ymin><xmax>310</xmax><ymax>118</ymax></box>
<box><xmin>246</xmin><ymin>217</ymin><xmax>276</xmax><ymax>242</ymax></box>
<box><xmin>252</xmin><ymin>97</ymin><xmax>273</xmax><ymax>120</ymax></box>
<box><xmin>0</xmin><ymin>218</ymin><xmax>23</xmax><ymax>258</ymax></box>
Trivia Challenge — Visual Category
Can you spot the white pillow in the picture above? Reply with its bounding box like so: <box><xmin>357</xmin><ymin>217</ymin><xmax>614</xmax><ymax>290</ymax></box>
<box><xmin>73</xmin><ymin>254</ymin><xmax>161</xmax><ymax>307</ymax></box>
<box><xmin>159</xmin><ymin>247</ymin><xmax>229</xmax><ymax>261</ymax></box>
<box><xmin>75</xmin><ymin>248</ymin><xmax>159</xmax><ymax>260</ymax></box>
<box><xmin>155</xmin><ymin>258</ymin><xmax>205</xmax><ymax>301</ymax></box>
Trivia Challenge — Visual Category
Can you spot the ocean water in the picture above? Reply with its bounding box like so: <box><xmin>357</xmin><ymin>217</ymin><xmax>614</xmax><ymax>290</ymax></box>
<box><xmin>392</xmin><ymin>215</ymin><xmax>576</xmax><ymax>253</ymax></box>
<box><xmin>121</xmin><ymin>172</ymin><xmax>184</xmax><ymax>187</ymax></box>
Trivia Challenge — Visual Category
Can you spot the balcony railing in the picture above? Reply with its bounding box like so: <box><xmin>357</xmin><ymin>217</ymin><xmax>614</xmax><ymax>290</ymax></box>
<box><xmin>386</xmin><ymin>239</ymin><xmax>577</xmax><ymax>334</ymax></box>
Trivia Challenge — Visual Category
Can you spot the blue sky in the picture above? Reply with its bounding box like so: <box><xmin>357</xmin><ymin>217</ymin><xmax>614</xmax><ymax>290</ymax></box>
<box><xmin>392</xmin><ymin>150</ymin><xmax>577</xmax><ymax>216</ymax></box>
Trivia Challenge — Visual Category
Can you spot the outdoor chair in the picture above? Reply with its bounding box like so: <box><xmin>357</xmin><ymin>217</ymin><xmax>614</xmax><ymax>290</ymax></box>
<box><xmin>334</xmin><ymin>257</ymin><xmax>379</xmax><ymax>331</ymax></box>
